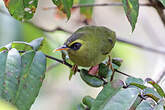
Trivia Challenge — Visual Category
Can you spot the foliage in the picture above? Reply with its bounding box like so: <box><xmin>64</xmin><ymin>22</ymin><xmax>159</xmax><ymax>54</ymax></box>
<box><xmin>122</xmin><ymin>0</ymin><xmax>139</xmax><ymax>32</ymax></box>
<box><xmin>3</xmin><ymin>0</ymin><xmax>165</xmax><ymax>31</ymax></box>
<box><xmin>0</xmin><ymin>38</ymin><xmax>46</xmax><ymax>110</ymax></box>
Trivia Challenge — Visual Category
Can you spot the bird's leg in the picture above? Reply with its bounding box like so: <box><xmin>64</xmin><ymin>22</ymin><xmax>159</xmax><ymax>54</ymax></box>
<box><xmin>72</xmin><ymin>64</ymin><xmax>78</xmax><ymax>75</ymax></box>
<box><xmin>88</xmin><ymin>64</ymin><xmax>99</xmax><ymax>76</ymax></box>
<box><xmin>107</xmin><ymin>55</ymin><xmax>115</xmax><ymax>81</ymax></box>
<box><xmin>69</xmin><ymin>64</ymin><xmax>78</xmax><ymax>80</ymax></box>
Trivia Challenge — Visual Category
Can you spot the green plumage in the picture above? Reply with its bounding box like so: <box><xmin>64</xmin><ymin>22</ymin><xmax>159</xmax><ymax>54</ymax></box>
<box><xmin>64</xmin><ymin>26</ymin><xmax>116</xmax><ymax>67</ymax></box>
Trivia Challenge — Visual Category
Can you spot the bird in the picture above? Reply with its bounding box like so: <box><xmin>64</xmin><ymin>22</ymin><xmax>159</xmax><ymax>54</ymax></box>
<box><xmin>54</xmin><ymin>26</ymin><xmax>116</xmax><ymax>69</ymax></box>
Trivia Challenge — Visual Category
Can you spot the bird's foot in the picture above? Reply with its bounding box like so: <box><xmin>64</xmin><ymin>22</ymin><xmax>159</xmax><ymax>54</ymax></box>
<box><xmin>88</xmin><ymin>64</ymin><xmax>99</xmax><ymax>76</ymax></box>
<box><xmin>69</xmin><ymin>64</ymin><xmax>78</xmax><ymax>80</ymax></box>
<box><xmin>107</xmin><ymin>55</ymin><xmax>115</xmax><ymax>81</ymax></box>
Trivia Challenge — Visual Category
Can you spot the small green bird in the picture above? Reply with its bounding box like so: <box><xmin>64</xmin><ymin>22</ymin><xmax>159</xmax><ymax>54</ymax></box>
<box><xmin>54</xmin><ymin>26</ymin><xmax>116</xmax><ymax>68</ymax></box>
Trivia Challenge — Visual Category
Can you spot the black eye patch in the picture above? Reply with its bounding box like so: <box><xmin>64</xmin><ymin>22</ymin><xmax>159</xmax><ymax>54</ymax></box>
<box><xmin>69</xmin><ymin>43</ymin><xmax>82</xmax><ymax>50</ymax></box>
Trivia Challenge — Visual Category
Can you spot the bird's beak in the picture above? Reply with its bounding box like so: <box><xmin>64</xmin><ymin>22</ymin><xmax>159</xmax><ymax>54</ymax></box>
<box><xmin>53</xmin><ymin>45</ymin><xmax>69</xmax><ymax>52</ymax></box>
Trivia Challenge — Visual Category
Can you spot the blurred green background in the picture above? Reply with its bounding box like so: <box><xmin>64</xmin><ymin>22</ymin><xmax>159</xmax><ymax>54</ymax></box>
<box><xmin>0</xmin><ymin>0</ymin><xmax>165</xmax><ymax>110</ymax></box>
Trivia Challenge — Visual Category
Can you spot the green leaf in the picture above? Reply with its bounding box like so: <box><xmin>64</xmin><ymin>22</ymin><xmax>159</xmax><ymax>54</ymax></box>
<box><xmin>98</xmin><ymin>63</ymin><xmax>109</xmax><ymax>78</ymax></box>
<box><xmin>122</xmin><ymin>0</ymin><xmax>139</xmax><ymax>32</ymax></box>
<box><xmin>52</xmin><ymin>0</ymin><xmax>73</xmax><ymax>19</ymax></box>
<box><xmin>0</xmin><ymin>12</ymin><xmax>23</xmax><ymax>46</ymax></box>
<box><xmin>80</xmin><ymin>69</ymin><xmax>104</xmax><ymax>87</ymax></box>
<box><xmin>158</xmin><ymin>0</ymin><xmax>165</xmax><ymax>7</ymax></box>
<box><xmin>125</xmin><ymin>77</ymin><xmax>147</xmax><ymax>89</ymax></box>
<box><xmin>126</xmin><ymin>77</ymin><xmax>144</xmax><ymax>85</ymax></box>
<box><xmin>79</xmin><ymin>0</ymin><xmax>95</xmax><ymax>19</ymax></box>
<box><xmin>15</xmin><ymin>50</ymin><xmax>46</xmax><ymax>110</ymax></box>
<box><xmin>91</xmin><ymin>82</ymin><xmax>122</xmax><ymax>110</ymax></box>
<box><xmin>143</xmin><ymin>87</ymin><xmax>162</xmax><ymax>99</ymax></box>
<box><xmin>136</xmin><ymin>100</ymin><xmax>153</xmax><ymax>110</ymax></box>
<box><xmin>0</xmin><ymin>50</ymin><xmax>8</xmax><ymax>96</ymax></box>
<box><xmin>146</xmin><ymin>78</ymin><xmax>165</xmax><ymax>98</ymax></box>
<box><xmin>11</xmin><ymin>41</ymin><xmax>33</xmax><ymax>51</ymax></box>
<box><xmin>112</xmin><ymin>58</ymin><xmax>123</xmax><ymax>67</ymax></box>
<box><xmin>4</xmin><ymin>0</ymin><xmax>38</xmax><ymax>21</ymax></box>
<box><xmin>29</xmin><ymin>37</ymin><xmax>44</xmax><ymax>51</ymax></box>
<box><xmin>0</xmin><ymin>47</ymin><xmax>8</xmax><ymax>52</ymax></box>
<box><xmin>0</xmin><ymin>48</ymin><xmax>21</xmax><ymax>102</ymax></box>
<box><xmin>91</xmin><ymin>86</ymin><xmax>139</xmax><ymax>110</ymax></box>
<box><xmin>82</xmin><ymin>96</ymin><xmax>95</xmax><ymax>109</ymax></box>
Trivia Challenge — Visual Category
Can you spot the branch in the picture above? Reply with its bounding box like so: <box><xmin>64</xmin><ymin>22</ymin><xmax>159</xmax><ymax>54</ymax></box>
<box><xmin>117</xmin><ymin>38</ymin><xmax>165</xmax><ymax>54</ymax></box>
<box><xmin>44</xmin><ymin>2</ymin><xmax>156</xmax><ymax>10</ymax></box>
<box><xmin>44</xmin><ymin>54</ymin><xmax>132</xmax><ymax>78</ymax></box>
<box><xmin>149</xmin><ymin>0</ymin><xmax>165</xmax><ymax>26</ymax></box>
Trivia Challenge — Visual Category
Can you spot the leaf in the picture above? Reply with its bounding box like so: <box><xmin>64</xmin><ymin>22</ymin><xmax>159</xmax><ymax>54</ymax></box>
<box><xmin>143</xmin><ymin>87</ymin><xmax>162</xmax><ymax>99</ymax></box>
<box><xmin>0</xmin><ymin>12</ymin><xmax>23</xmax><ymax>46</ymax></box>
<box><xmin>136</xmin><ymin>100</ymin><xmax>153</xmax><ymax>110</ymax></box>
<box><xmin>80</xmin><ymin>69</ymin><xmax>104</xmax><ymax>87</ymax></box>
<box><xmin>0</xmin><ymin>47</ymin><xmax>8</xmax><ymax>52</ymax></box>
<box><xmin>158</xmin><ymin>0</ymin><xmax>165</xmax><ymax>7</ymax></box>
<box><xmin>105</xmin><ymin>88</ymin><xmax>140</xmax><ymax>110</ymax></box>
<box><xmin>4</xmin><ymin>0</ymin><xmax>38</xmax><ymax>21</ymax></box>
<box><xmin>82</xmin><ymin>96</ymin><xmax>95</xmax><ymax>109</ymax></box>
<box><xmin>122</xmin><ymin>0</ymin><xmax>139</xmax><ymax>32</ymax></box>
<box><xmin>14</xmin><ymin>50</ymin><xmax>46</xmax><ymax>110</ymax></box>
<box><xmin>91</xmin><ymin>86</ymin><xmax>139</xmax><ymax>110</ymax></box>
<box><xmin>79</xmin><ymin>0</ymin><xmax>95</xmax><ymax>19</ymax></box>
<box><xmin>0</xmin><ymin>38</ymin><xmax>15</xmax><ymax>52</ymax></box>
<box><xmin>0</xmin><ymin>48</ymin><xmax>22</xmax><ymax>102</ymax></box>
<box><xmin>91</xmin><ymin>82</ymin><xmax>122</xmax><ymax>110</ymax></box>
<box><xmin>125</xmin><ymin>77</ymin><xmax>147</xmax><ymax>89</ymax></box>
<box><xmin>29</xmin><ymin>37</ymin><xmax>44</xmax><ymax>51</ymax></box>
<box><xmin>126</xmin><ymin>77</ymin><xmax>144</xmax><ymax>85</ymax></box>
<box><xmin>0</xmin><ymin>50</ymin><xmax>8</xmax><ymax>96</ymax></box>
<box><xmin>98</xmin><ymin>63</ymin><xmax>109</xmax><ymax>78</ymax></box>
<box><xmin>11</xmin><ymin>41</ymin><xmax>33</xmax><ymax>51</ymax></box>
<box><xmin>146</xmin><ymin>78</ymin><xmax>165</xmax><ymax>98</ymax></box>
<box><xmin>112</xmin><ymin>58</ymin><xmax>123</xmax><ymax>67</ymax></box>
<box><xmin>52</xmin><ymin>0</ymin><xmax>73</xmax><ymax>19</ymax></box>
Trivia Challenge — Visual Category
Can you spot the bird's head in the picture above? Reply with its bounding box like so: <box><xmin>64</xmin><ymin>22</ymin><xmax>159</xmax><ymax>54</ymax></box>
<box><xmin>53</xmin><ymin>32</ymin><xmax>88</xmax><ymax>58</ymax></box>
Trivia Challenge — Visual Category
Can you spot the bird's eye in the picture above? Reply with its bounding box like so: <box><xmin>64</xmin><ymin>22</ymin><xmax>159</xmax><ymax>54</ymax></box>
<box><xmin>70</xmin><ymin>43</ymin><xmax>82</xmax><ymax>50</ymax></box>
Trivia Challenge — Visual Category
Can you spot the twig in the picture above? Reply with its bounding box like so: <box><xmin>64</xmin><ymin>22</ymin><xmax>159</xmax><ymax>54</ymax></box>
<box><xmin>45</xmin><ymin>54</ymin><xmax>73</xmax><ymax>68</ymax></box>
<box><xmin>44</xmin><ymin>54</ymin><xmax>131</xmax><ymax>78</ymax></box>
<box><xmin>114</xmin><ymin>69</ymin><xmax>132</xmax><ymax>77</ymax></box>
<box><xmin>149</xmin><ymin>0</ymin><xmax>165</xmax><ymax>26</ymax></box>
<box><xmin>43</xmin><ymin>2</ymin><xmax>156</xmax><ymax>10</ymax></box>
<box><xmin>117</xmin><ymin>38</ymin><xmax>165</xmax><ymax>54</ymax></box>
